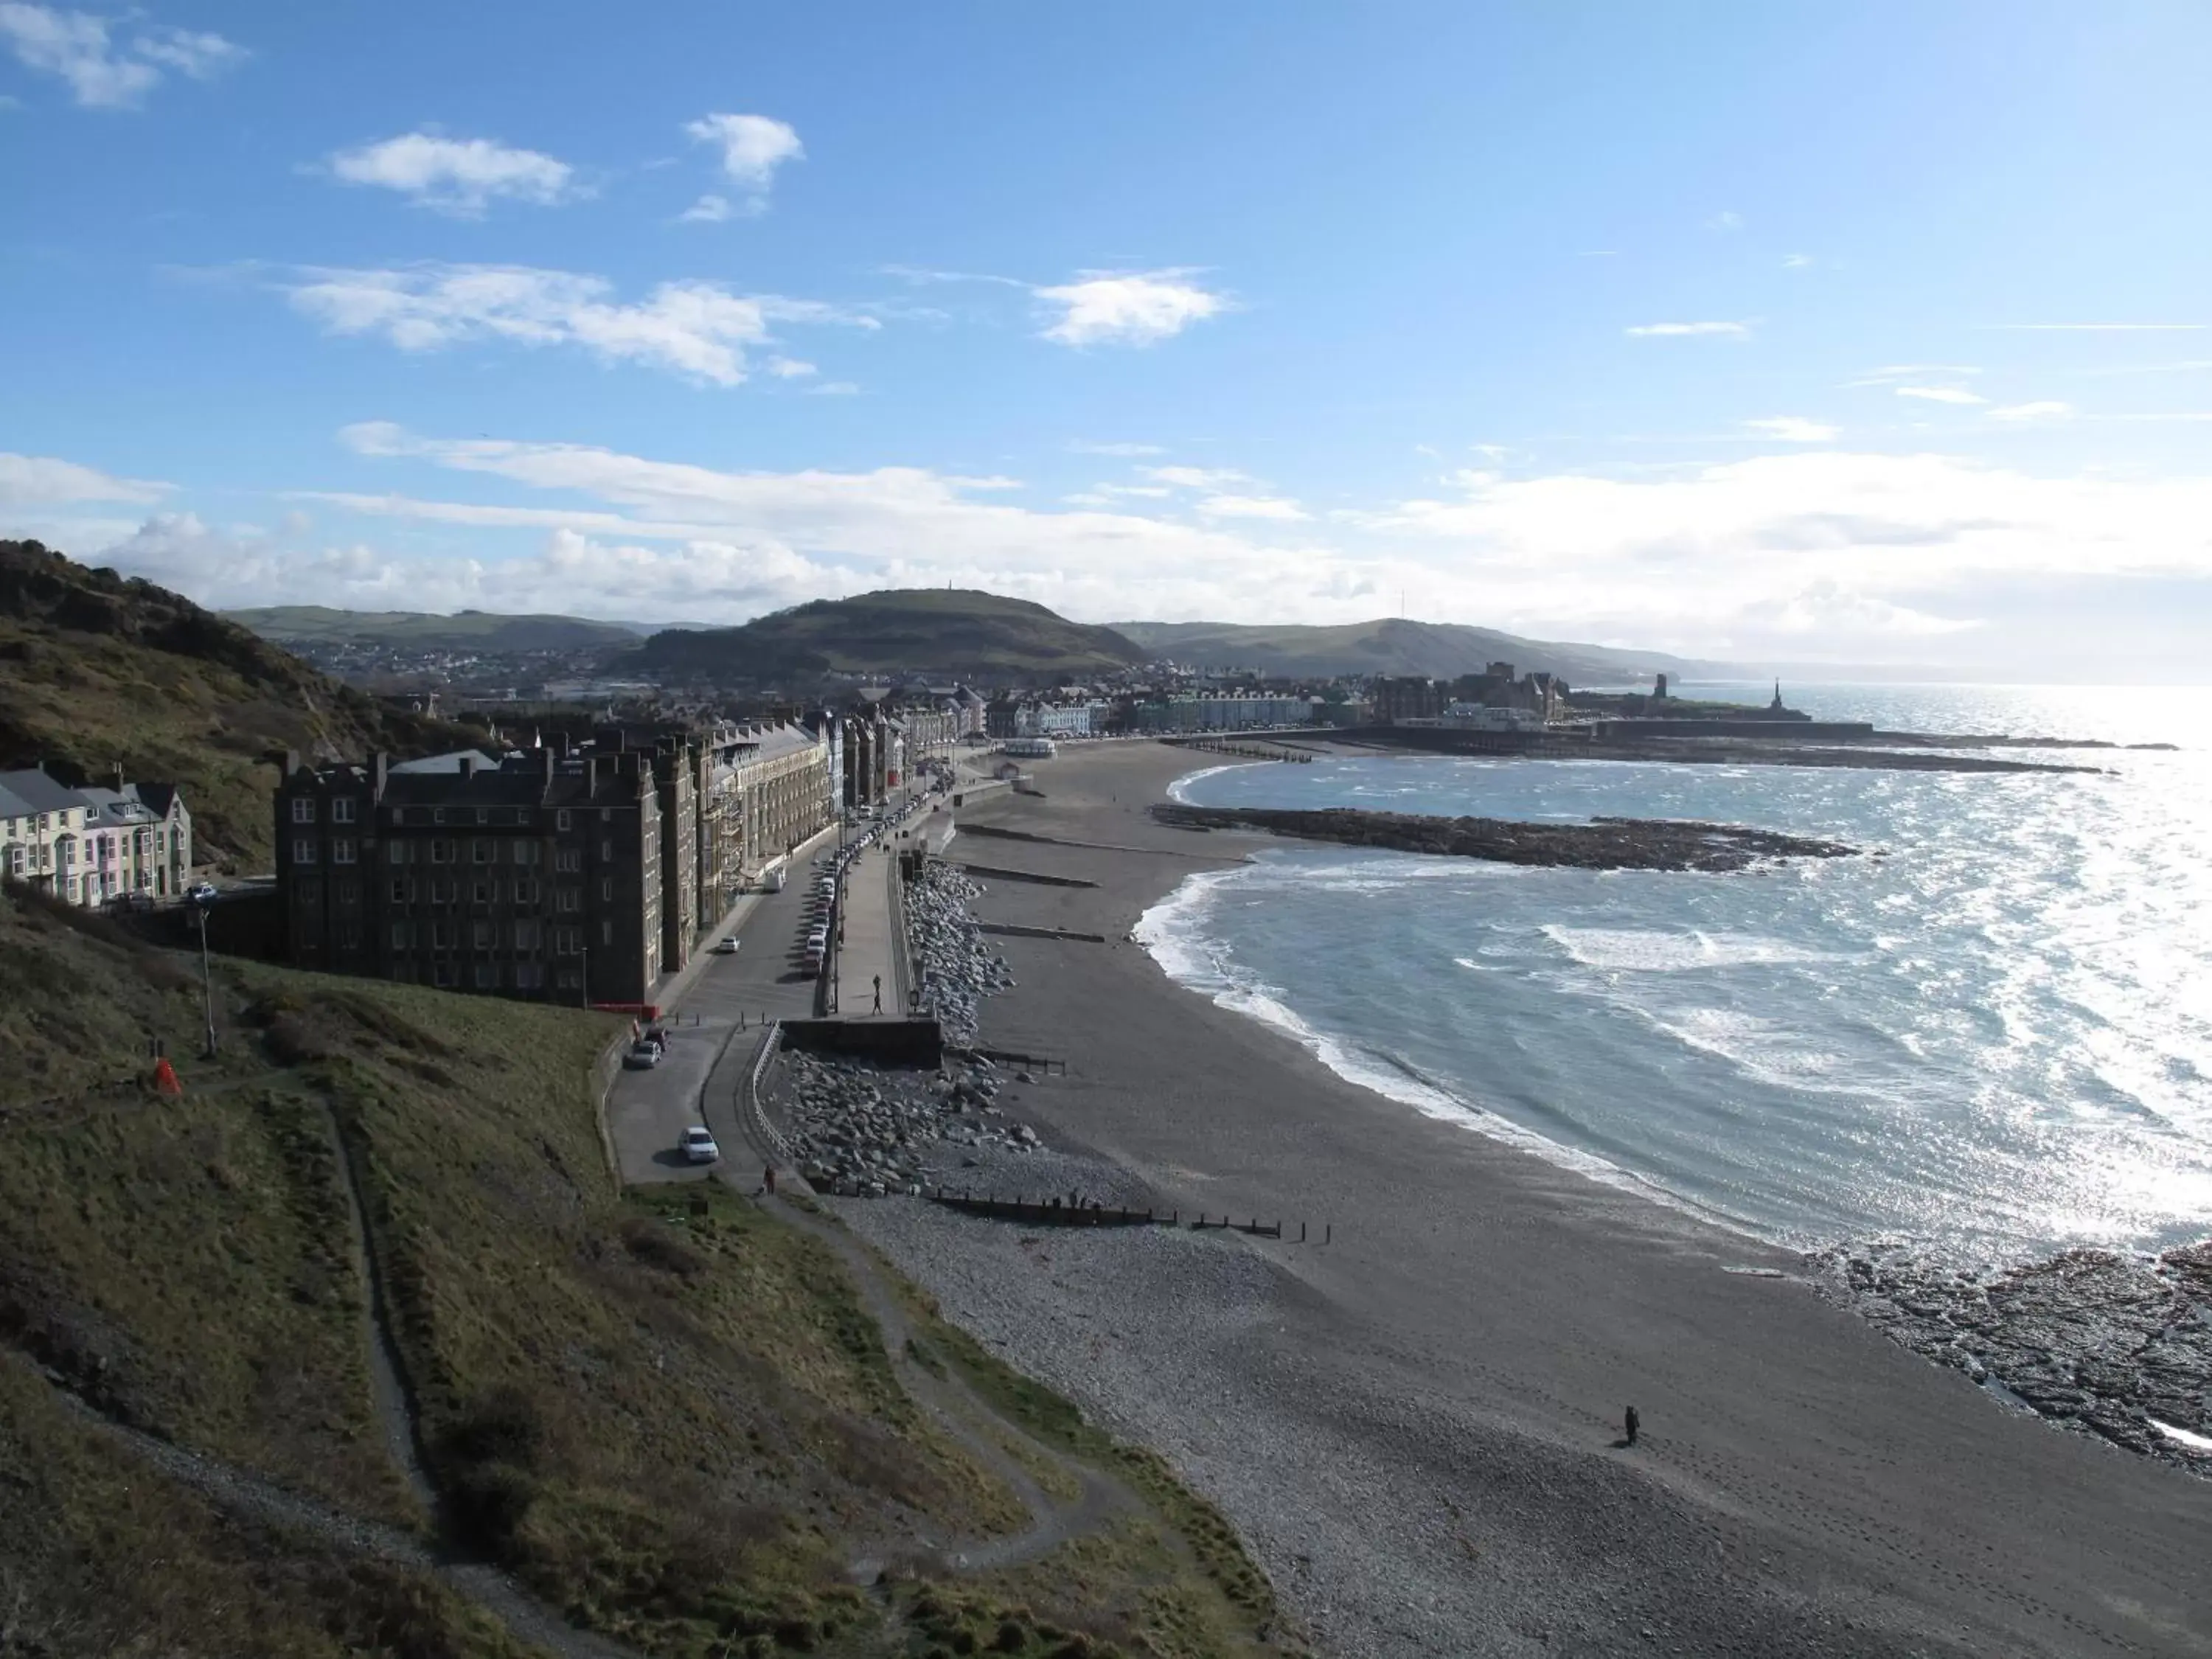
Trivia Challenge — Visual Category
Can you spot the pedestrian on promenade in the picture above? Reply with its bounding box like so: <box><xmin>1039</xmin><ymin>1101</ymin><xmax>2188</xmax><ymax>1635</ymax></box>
<box><xmin>1624</xmin><ymin>1405</ymin><xmax>1640</xmax><ymax>1445</ymax></box>
<box><xmin>872</xmin><ymin>973</ymin><xmax>883</xmax><ymax>1013</ymax></box>
<box><xmin>763</xmin><ymin>1165</ymin><xmax>776</xmax><ymax>1195</ymax></box>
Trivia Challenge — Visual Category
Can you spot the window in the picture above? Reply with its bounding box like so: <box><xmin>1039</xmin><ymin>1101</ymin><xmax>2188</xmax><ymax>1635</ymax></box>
<box><xmin>6</xmin><ymin>846</ymin><xmax>21</xmax><ymax>876</ymax></box>
<box><xmin>331</xmin><ymin>838</ymin><xmax>357</xmax><ymax>865</ymax></box>
<box><xmin>431</xmin><ymin>921</ymin><xmax>455</xmax><ymax>950</ymax></box>
<box><xmin>557</xmin><ymin>967</ymin><xmax>580</xmax><ymax>990</ymax></box>
<box><xmin>600</xmin><ymin>918</ymin><xmax>613</xmax><ymax>946</ymax></box>
<box><xmin>296</xmin><ymin>877</ymin><xmax>321</xmax><ymax>905</ymax></box>
<box><xmin>514</xmin><ymin>919</ymin><xmax>540</xmax><ymax>950</ymax></box>
<box><xmin>331</xmin><ymin>797</ymin><xmax>357</xmax><ymax>824</ymax></box>
<box><xmin>293</xmin><ymin>838</ymin><xmax>316</xmax><ymax>864</ymax></box>
<box><xmin>512</xmin><ymin>841</ymin><xmax>539</xmax><ymax>865</ymax></box>
<box><xmin>516</xmin><ymin>962</ymin><xmax>544</xmax><ymax>990</ymax></box>
<box><xmin>513</xmin><ymin>878</ymin><xmax>538</xmax><ymax>905</ymax></box>
<box><xmin>555</xmin><ymin>927</ymin><xmax>581</xmax><ymax>956</ymax></box>
<box><xmin>599</xmin><ymin>877</ymin><xmax>613</xmax><ymax>902</ymax></box>
<box><xmin>335</xmin><ymin>880</ymin><xmax>358</xmax><ymax>906</ymax></box>
<box><xmin>430</xmin><ymin>839</ymin><xmax>453</xmax><ymax>864</ymax></box>
<box><xmin>600</xmin><ymin>838</ymin><xmax>613</xmax><ymax>860</ymax></box>
<box><xmin>600</xmin><ymin>807</ymin><xmax>612</xmax><ymax>824</ymax></box>
<box><xmin>473</xmin><ymin>839</ymin><xmax>493</xmax><ymax>864</ymax></box>
<box><xmin>390</xmin><ymin>921</ymin><xmax>411</xmax><ymax>950</ymax></box>
<box><xmin>473</xmin><ymin>921</ymin><xmax>493</xmax><ymax>950</ymax></box>
<box><xmin>387</xmin><ymin>841</ymin><xmax>410</xmax><ymax>864</ymax></box>
<box><xmin>432</xmin><ymin>807</ymin><xmax>447</xmax><ymax>826</ymax></box>
<box><xmin>338</xmin><ymin>924</ymin><xmax>362</xmax><ymax>951</ymax></box>
<box><xmin>474</xmin><ymin>962</ymin><xmax>498</xmax><ymax>990</ymax></box>
<box><xmin>555</xmin><ymin>848</ymin><xmax>581</xmax><ymax>873</ymax></box>
<box><xmin>556</xmin><ymin>809</ymin><xmax>571</xmax><ymax>831</ymax></box>
<box><xmin>291</xmin><ymin>798</ymin><xmax>316</xmax><ymax>824</ymax></box>
<box><xmin>434</xmin><ymin>961</ymin><xmax>456</xmax><ymax>988</ymax></box>
<box><xmin>557</xmin><ymin>887</ymin><xmax>581</xmax><ymax>914</ymax></box>
<box><xmin>430</xmin><ymin>877</ymin><xmax>453</xmax><ymax>903</ymax></box>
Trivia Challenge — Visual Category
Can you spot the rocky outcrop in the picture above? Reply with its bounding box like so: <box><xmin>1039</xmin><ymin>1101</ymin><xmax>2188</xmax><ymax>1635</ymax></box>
<box><xmin>907</xmin><ymin>864</ymin><xmax>1015</xmax><ymax>1043</ymax></box>
<box><xmin>1151</xmin><ymin>804</ymin><xmax>1857</xmax><ymax>872</ymax></box>
<box><xmin>1815</xmin><ymin>1240</ymin><xmax>2212</xmax><ymax>1472</ymax></box>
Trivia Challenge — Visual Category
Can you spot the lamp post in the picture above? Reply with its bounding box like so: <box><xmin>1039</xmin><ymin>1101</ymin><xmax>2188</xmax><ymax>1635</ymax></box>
<box><xmin>192</xmin><ymin>897</ymin><xmax>217</xmax><ymax>1057</ymax></box>
<box><xmin>578</xmin><ymin>942</ymin><xmax>590</xmax><ymax>1009</ymax></box>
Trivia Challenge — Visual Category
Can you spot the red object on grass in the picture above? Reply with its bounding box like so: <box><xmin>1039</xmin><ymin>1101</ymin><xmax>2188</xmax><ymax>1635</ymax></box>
<box><xmin>151</xmin><ymin>1057</ymin><xmax>182</xmax><ymax>1096</ymax></box>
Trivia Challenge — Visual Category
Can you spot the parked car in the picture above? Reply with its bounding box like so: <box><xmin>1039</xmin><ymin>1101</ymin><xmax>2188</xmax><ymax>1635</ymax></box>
<box><xmin>711</xmin><ymin>936</ymin><xmax>740</xmax><ymax>955</ymax></box>
<box><xmin>186</xmin><ymin>881</ymin><xmax>218</xmax><ymax>905</ymax></box>
<box><xmin>622</xmin><ymin>1041</ymin><xmax>662</xmax><ymax>1069</ymax></box>
<box><xmin>680</xmin><ymin>1126</ymin><xmax>719</xmax><ymax>1164</ymax></box>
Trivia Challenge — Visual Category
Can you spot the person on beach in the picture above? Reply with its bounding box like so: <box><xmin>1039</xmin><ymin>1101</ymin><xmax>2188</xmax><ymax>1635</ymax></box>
<box><xmin>872</xmin><ymin>973</ymin><xmax>883</xmax><ymax>1013</ymax></box>
<box><xmin>1625</xmin><ymin>1405</ymin><xmax>1640</xmax><ymax>1445</ymax></box>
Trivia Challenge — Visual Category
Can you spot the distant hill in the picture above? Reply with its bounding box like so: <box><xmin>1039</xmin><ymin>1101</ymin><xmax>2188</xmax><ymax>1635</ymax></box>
<box><xmin>0</xmin><ymin>541</ymin><xmax>472</xmax><ymax>868</ymax></box>
<box><xmin>1113</xmin><ymin>617</ymin><xmax>1708</xmax><ymax>686</ymax></box>
<box><xmin>226</xmin><ymin>605</ymin><xmax>644</xmax><ymax>652</ymax></box>
<box><xmin>630</xmin><ymin>588</ymin><xmax>1147</xmax><ymax>680</ymax></box>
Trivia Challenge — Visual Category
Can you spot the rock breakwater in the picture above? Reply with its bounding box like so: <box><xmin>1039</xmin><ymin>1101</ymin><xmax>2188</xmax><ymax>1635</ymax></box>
<box><xmin>908</xmin><ymin>864</ymin><xmax>1014</xmax><ymax>1043</ymax></box>
<box><xmin>1815</xmin><ymin>1239</ymin><xmax>2212</xmax><ymax>1472</ymax></box>
<box><xmin>1151</xmin><ymin>803</ymin><xmax>1858</xmax><ymax>872</ymax></box>
<box><xmin>768</xmin><ymin>1048</ymin><xmax>1041</xmax><ymax>1197</ymax></box>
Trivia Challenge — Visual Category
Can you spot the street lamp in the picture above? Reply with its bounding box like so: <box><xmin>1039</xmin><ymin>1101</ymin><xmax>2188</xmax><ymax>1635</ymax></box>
<box><xmin>190</xmin><ymin>896</ymin><xmax>217</xmax><ymax>1057</ymax></box>
<box><xmin>578</xmin><ymin>942</ymin><xmax>590</xmax><ymax>1009</ymax></box>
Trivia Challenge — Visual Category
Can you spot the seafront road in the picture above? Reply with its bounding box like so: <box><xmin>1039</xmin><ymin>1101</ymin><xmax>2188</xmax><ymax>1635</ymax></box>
<box><xmin>607</xmin><ymin>827</ymin><xmax>839</xmax><ymax>1184</ymax></box>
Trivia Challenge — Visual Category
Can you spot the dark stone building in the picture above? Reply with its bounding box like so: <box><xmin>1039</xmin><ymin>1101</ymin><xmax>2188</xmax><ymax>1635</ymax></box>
<box><xmin>274</xmin><ymin>742</ymin><xmax>667</xmax><ymax>1006</ymax></box>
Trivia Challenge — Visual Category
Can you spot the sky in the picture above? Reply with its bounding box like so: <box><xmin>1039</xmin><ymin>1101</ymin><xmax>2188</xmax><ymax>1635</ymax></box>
<box><xmin>4</xmin><ymin>2</ymin><xmax>2211</xmax><ymax>678</ymax></box>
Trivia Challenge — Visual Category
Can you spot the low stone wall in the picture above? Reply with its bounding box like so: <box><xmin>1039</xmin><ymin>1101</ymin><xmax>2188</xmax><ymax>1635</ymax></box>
<box><xmin>779</xmin><ymin>1016</ymin><xmax>944</xmax><ymax>1068</ymax></box>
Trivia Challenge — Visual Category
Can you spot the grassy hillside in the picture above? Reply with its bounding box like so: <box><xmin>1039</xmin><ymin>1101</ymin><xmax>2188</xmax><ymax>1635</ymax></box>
<box><xmin>0</xmin><ymin>885</ymin><xmax>1295</xmax><ymax>1659</ymax></box>
<box><xmin>1113</xmin><ymin>616</ymin><xmax>1705</xmax><ymax>684</ymax></box>
<box><xmin>0</xmin><ymin>540</ymin><xmax>473</xmax><ymax>869</ymax></box>
<box><xmin>229</xmin><ymin>605</ymin><xmax>646</xmax><ymax>652</ymax></box>
<box><xmin>632</xmin><ymin>590</ymin><xmax>1146</xmax><ymax>681</ymax></box>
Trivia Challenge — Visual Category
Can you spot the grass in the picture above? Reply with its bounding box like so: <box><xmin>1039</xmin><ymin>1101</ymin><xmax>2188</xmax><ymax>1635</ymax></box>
<box><xmin>0</xmin><ymin>883</ymin><xmax>1296</xmax><ymax>1658</ymax></box>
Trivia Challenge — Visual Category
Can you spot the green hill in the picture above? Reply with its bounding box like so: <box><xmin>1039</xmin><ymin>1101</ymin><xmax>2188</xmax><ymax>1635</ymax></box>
<box><xmin>631</xmin><ymin>590</ymin><xmax>1147</xmax><ymax>681</ymax></box>
<box><xmin>227</xmin><ymin>605</ymin><xmax>647</xmax><ymax>653</ymax></box>
<box><xmin>1113</xmin><ymin>617</ymin><xmax>1706</xmax><ymax>685</ymax></box>
<box><xmin>0</xmin><ymin>886</ymin><xmax>1290</xmax><ymax>1658</ymax></box>
<box><xmin>0</xmin><ymin>540</ymin><xmax>473</xmax><ymax>870</ymax></box>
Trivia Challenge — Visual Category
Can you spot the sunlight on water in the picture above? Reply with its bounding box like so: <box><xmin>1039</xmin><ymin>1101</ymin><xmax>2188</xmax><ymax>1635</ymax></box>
<box><xmin>1142</xmin><ymin>686</ymin><xmax>2212</xmax><ymax>1259</ymax></box>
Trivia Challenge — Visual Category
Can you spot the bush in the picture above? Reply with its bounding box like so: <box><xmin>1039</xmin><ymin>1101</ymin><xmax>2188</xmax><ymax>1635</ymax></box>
<box><xmin>618</xmin><ymin>1216</ymin><xmax>708</xmax><ymax>1279</ymax></box>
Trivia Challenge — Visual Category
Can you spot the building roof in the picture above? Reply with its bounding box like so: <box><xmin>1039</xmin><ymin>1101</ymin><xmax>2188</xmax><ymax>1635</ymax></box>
<box><xmin>389</xmin><ymin>748</ymin><xmax>504</xmax><ymax>775</ymax></box>
<box><xmin>0</xmin><ymin>768</ymin><xmax>84</xmax><ymax>815</ymax></box>
<box><xmin>77</xmin><ymin>787</ymin><xmax>160</xmax><ymax>827</ymax></box>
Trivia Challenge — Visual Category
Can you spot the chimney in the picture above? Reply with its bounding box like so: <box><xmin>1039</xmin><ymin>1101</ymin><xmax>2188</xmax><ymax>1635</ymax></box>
<box><xmin>459</xmin><ymin>754</ymin><xmax>477</xmax><ymax>780</ymax></box>
<box><xmin>586</xmin><ymin>755</ymin><xmax>602</xmax><ymax>795</ymax></box>
<box><xmin>541</xmin><ymin>746</ymin><xmax>555</xmax><ymax>787</ymax></box>
<box><xmin>370</xmin><ymin>751</ymin><xmax>389</xmax><ymax>797</ymax></box>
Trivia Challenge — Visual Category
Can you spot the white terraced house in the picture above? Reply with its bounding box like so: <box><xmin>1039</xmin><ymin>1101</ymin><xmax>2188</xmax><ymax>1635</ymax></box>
<box><xmin>0</xmin><ymin>767</ymin><xmax>193</xmax><ymax>905</ymax></box>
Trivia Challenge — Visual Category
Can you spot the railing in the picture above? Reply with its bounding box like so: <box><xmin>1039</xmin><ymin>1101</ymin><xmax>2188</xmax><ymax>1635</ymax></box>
<box><xmin>742</xmin><ymin>1019</ymin><xmax>793</xmax><ymax>1167</ymax></box>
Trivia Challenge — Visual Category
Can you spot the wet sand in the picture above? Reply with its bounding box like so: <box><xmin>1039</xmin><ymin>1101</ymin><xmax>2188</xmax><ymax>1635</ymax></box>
<box><xmin>858</xmin><ymin>741</ymin><xmax>2211</xmax><ymax>1658</ymax></box>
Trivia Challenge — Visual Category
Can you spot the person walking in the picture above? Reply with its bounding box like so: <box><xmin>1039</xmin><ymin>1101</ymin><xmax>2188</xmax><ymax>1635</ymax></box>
<box><xmin>1624</xmin><ymin>1405</ymin><xmax>1641</xmax><ymax>1446</ymax></box>
<box><xmin>872</xmin><ymin>973</ymin><xmax>883</xmax><ymax>1014</ymax></box>
<box><xmin>763</xmin><ymin>1165</ymin><xmax>776</xmax><ymax>1196</ymax></box>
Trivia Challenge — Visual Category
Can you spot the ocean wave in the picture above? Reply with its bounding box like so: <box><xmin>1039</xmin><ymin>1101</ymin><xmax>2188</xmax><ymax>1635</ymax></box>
<box><xmin>1166</xmin><ymin>762</ymin><xmax>1270</xmax><ymax>803</ymax></box>
<box><xmin>1542</xmin><ymin>924</ymin><xmax>1851</xmax><ymax>972</ymax></box>
<box><xmin>1135</xmin><ymin>871</ymin><xmax>1728</xmax><ymax>1222</ymax></box>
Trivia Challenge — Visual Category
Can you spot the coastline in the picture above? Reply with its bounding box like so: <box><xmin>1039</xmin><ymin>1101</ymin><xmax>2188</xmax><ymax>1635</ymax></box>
<box><xmin>842</xmin><ymin>740</ymin><xmax>2211</xmax><ymax>1658</ymax></box>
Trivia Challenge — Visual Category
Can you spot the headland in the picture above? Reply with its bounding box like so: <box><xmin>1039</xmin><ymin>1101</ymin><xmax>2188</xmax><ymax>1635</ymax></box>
<box><xmin>838</xmin><ymin>740</ymin><xmax>2211</xmax><ymax>1659</ymax></box>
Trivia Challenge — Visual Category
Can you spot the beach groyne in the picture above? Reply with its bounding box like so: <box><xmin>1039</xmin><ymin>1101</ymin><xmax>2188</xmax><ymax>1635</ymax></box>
<box><xmin>1151</xmin><ymin>802</ymin><xmax>1858</xmax><ymax>872</ymax></box>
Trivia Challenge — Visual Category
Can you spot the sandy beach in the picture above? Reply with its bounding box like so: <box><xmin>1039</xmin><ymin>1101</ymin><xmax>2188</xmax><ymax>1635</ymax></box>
<box><xmin>841</xmin><ymin>740</ymin><xmax>2211</xmax><ymax>1658</ymax></box>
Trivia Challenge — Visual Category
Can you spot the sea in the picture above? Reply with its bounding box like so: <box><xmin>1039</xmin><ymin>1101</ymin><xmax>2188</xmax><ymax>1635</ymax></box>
<box><xmin>1135</xmin><ymin>685</ymin><xmax>2212</xmax><ymax>1265</ymax></box>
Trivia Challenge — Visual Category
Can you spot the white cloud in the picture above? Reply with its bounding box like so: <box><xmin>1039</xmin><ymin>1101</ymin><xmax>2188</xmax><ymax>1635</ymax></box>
<box><xmin>0</xmin><ymin>451</ymin><xmax>168</xmax><ymax>507</ymax></box>
<box><xmin>684</xmin><ymin>112</ymin><xmax>802</xmax><ymax>212</ymax></box>
<box><xmin>0</xmin><ymin>4</ymin><xmax>243</xmax><ymax>108</ymax></box>
<box><xmin>1035</xmin><ymin>270</ymin><xmax>1226</xmax><ymax>347</ymax></box>
<box><xmin>678</xmin><ymin>193</ymin><xmax>731</xmax><ymax>223</ymax></box>
<box><xmin>1895</xmin><ymin>385</ymin><xmax>1986</xmax><ymax>406</ymax></box>
<box><xmin>1743</xmin><ymin>417</ymin><xmax>1838</xmax><ymax>442</ymax></box>
<box><xmin>1067</xmin><ymin>440</ymin><xmax>1164</xmax><ymax>456</ymax></box>
<box><xmin>1988</xmin><ymin>400</ymin><xmax>2073</xmax><ymax>422</ymax></box>
<box><xmin>808</xmin><ymin>380</ymin><xmax>860</xmax><ymax>396</ymax></box>
<box><xmin>327</xmin><ymin>132</ymin><xmax>577</xmax><ymax>216</ymax></box>
<box><xmin>1849</xmin><ymin>364</ymin><xmax>1980</xmax><ymax>386</ymax></box>
<box><xmin>111</xmin><ymin>421</ymin><xmax>2212</xmax><ymax>674</ymax></box>
<box><xmin>765</xmin><ymin>355</ymin><xmax>816</xmax><ymax>379</ymax></box>
<box><xmin>1781</xmin><ymin>253</ymin><xmax>1814</xmax><ymax>268</ymax></box>
<box><xmin>276</xmin><ymin>262</ymin><xmax>873</xmax><ymax>386</ymax></box>
<box><xmin>1197</xmin><ymin>493</ymin><xmax>1309</xmax><ymax>521</ymax></box>
<box><xmin>1138</xmin><ymin>465</ymin><xmax>1249</xmax><ymax>489</ymax></box>
<box><xmin>1706</xmin><ymin>209</ymin><xmax>1745</xmax><ymax>232</ymax></box>
<box><xmin>1625</xmin><ymin>321</ymin><xmax>1750</xmax><ymax>338</ymax></box>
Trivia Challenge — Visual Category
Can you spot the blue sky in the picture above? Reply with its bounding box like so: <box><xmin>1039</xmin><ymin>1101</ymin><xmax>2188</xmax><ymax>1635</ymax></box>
<box><xmin>4</xmin><ymin>1</ymin><xmax>2211</xmax><ymax>675</ymax></box>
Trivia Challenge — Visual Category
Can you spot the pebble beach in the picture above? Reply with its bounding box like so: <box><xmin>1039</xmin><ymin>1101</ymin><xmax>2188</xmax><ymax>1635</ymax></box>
<box><xmin>830</xmin><ymin>741</ymin><xmax>2211</xmax><ymax>1658</ymax></box>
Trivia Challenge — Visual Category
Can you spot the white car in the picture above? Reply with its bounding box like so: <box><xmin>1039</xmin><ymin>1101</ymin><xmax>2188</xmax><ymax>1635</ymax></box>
<box><xmin>622</xmin><ymin>1041</ymin><xmax>662</xmax><ymax>1070</ymax></box>
<box><xmin>680</xmin><ymin>1125</ymin><xmax>720</xmax><ymax>1164</ymax></box>
<box><xmin>712</xmin><ymin>936</ymin><xmax>740</xmax><ymax>955</ymax></box>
